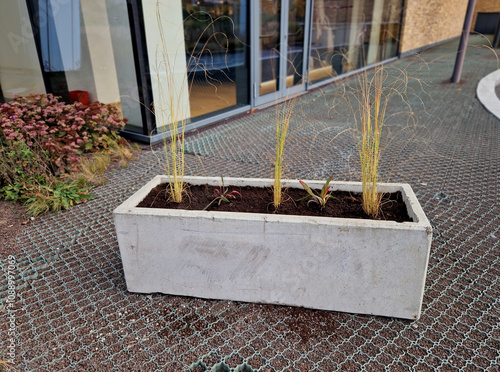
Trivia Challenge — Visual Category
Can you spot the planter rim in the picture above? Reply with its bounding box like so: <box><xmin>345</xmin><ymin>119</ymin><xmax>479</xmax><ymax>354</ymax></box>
<box><xmin>114</xmin><ymin>175</ymin><xmax>431</xmax><ymax>231</ymax></box>
<box><xmin>114</xmin><ymin>175</ymin><xmax>433</xmax><ymax>319</ymax></box>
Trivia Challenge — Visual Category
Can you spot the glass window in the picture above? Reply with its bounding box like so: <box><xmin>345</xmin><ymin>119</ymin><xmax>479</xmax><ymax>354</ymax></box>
<box><xmin>378</xmin><ymin>0</ymin><xmax>403</xmax><ymax>60</ymax></box>
<box><xmin>0</xmin><ymin>1</ymin><xmax>46</xmax><ymax>100</ymax></box>
<box><xmin>309</xmin><ymin>0</ymin><xmax>351</xmax><ymax>83</ymax></box>
<box><xmin>286</xmin><ymin>0</ymin><xmax>306</xmax><ymax>89</ymax></box>
<box><xmin>106</xmin><ymin>0</ymin><xmax>144</xmax><ymax>133</ymax></box>
<box><xmin>309</xmin><ymin>0</ymin><xmax>403</xmax><ymax>85</ymax></box>
<box><xmin>39</xmin><ymin>0</ymin><xmax>81</xmax><ymax>73</ymax></box>
<box><xmin>259</xmin><ymin>0</ymin><xmax>281</xmax><ymax>96</ymax></box>
<box><xmin>182</xmin><ymin>0</ymin><xmax>250</xmax><ymax>120</ymax></box>
<box><xmin>22</xmin><ymin>0</ymin><xmax>144</xmax><ymax>133</ymax></box>
<box><xmin>142</xmin><ymin>1</ymin><xmax>250</xmax><ymax>130</ymax></box>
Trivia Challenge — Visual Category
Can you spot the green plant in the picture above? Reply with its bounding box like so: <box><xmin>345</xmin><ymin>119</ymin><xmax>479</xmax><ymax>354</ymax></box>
<box><xmin>204</xmin><ymin>176</ymin><xmax>242</xmax><ymax>210</ymax></box>
<box><xmin>299</xmin><ymin>176</ymin><xmax>334</xmax><ymax>209</ymax></box>
<box><xmin>25</xmin><ymin>180</ymin><xmax>93</xmax><ymax>216</ymax></box>
<box><xmin>0</xmin><ymin>93</ymin><xmax>134</xmax><ymax>215</ymax></box>
<box><xmin>0</xmin><ymin>183</ymin><xmax>23</xmax><ymax>202</ymax></box>
<box><xmin>0</xmin><ymin>139</ymin><xmax>53</xmax><ymax>202</ymax></box>
<box><xmin>273</xmin><ymin>98</ymin><xmax>297</xmax><ymax>209</ymax></box>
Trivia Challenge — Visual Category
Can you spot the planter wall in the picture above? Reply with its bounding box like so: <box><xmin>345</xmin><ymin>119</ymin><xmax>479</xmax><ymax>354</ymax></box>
<box><xmin>114</xmin><ymin>176</ymin><xmax>432</xmax><ymax>320</ymax></box>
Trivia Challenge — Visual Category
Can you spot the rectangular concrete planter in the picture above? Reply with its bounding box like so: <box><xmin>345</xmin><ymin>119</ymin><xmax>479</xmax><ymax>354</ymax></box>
<box><xmin>114</xmin><ymin>176</ymin><xmax>432</xmax><ymax>320</ymax></box>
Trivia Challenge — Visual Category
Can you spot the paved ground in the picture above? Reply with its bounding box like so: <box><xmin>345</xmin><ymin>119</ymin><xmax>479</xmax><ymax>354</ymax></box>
<box><xmin>0</xmin><ymin>35</ymin><xmax>499</xmax><ymax>371</ymax></box>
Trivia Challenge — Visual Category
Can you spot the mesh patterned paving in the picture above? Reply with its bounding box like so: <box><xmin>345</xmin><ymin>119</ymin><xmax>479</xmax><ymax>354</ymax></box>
<box><xmin>1</xmin><ymin>36</ymin><xmax>499</xmax><ymax>371</ymax></box>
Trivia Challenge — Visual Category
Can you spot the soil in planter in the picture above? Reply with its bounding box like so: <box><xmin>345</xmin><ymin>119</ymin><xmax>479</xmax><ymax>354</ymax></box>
<box><xmin>137</xmin><ymin>183</ymin><xmax>412</xmax><ymax>223</ymax></box>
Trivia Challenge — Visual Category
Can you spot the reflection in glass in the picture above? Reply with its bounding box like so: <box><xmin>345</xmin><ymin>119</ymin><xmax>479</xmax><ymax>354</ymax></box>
<box><xmin>0</xmin><ymin>1</ymin><xmax>46</xmax><ymax>99</ymax></box>
<box><xmin>183</xmin><ymin>0</ymin><xmax>249</xmax><ymax>118</ymax></box>
<box><xmin>23</xmin><ymin>0</ymin><xmax>144</xmax><ymax>132</ymax></box>
<box><xmin>258</xmin><ymin>0</ymin><xmax>281</xmax><ymax>96</ymax></box>
<box><xmin>286</xmin><ymin>0</ymin><xmax>306</xmax><ymax>88</ymax></box>
<box><xmin>309</xmin><ymin>0</ymin><xmax>403</xmax><ymax>85</ymax></box>
<box><xmin>379</xmin><ymin>0</ymin><xmax>402</xmax><ymax>59</ymax></box>
<box><xmin>106</xmin><ymin>0</ymin><xmax>143</xmax><ymax>132</ymax></box>
<box><xmin>39</xmin><ymin>1</ymin><xmax>81</xmax><ymax>73</ymax></box>
<box><xmin>309</xmin><ymin>0</ymin><xmax>351</xmax><ymax>83</ymax></box>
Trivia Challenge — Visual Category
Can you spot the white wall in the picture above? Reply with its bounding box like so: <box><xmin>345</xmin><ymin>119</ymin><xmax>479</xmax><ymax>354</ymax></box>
<box><xmin>142</xmin><ymin>0</ymin><xmax>191</xmax><ymax>129</ymax></box>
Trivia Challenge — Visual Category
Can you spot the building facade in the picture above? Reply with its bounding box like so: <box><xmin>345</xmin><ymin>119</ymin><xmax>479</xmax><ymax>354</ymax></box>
<box><xmin>400</xmin><ymin>0</ymin><xmax>469</xmax><ymax>54</ymax></box>
<box><xmin>0</xmin><ymin>0</ymin><xmax>487</xmax><ymax>142</ymax></box>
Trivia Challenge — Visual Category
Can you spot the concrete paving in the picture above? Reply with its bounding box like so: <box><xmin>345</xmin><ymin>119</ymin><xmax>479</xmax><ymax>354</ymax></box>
<box><xmin>477</xmin><ymin>68</ymin><xmax>500</xmax><ymax>120</ymax></box>
<box><xmin>0</xmin><ymin>35</ymin><xmax>498</xmax><ymax>370</ymax></box>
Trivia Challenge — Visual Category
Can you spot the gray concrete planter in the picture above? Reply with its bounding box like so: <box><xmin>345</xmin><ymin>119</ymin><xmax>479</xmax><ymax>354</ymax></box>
<box><xmin>114</xmin><ymin>176</ymin><xmax>432</xmax><ymax>320</ymax></box>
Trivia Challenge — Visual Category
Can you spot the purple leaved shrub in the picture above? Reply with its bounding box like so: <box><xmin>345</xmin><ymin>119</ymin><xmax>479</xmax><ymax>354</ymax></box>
<box><xmin>0</xmin><ymin>93</ymin><xmax>127</xmax><ymax>175</ymax></box>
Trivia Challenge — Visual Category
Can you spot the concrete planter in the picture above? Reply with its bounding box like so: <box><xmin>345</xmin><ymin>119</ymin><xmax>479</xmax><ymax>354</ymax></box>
<box><xmin>114</xmin><ymin>176</ymin><xmax>432</xmax><ymax>320</ymax></box>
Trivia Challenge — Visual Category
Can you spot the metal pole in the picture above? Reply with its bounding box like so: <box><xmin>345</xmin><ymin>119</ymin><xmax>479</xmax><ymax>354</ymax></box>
<box><xmin>451</xmin><ymin>0</ymin><xmax>477</xmax><ymax>83</ymax></box>
<box><xmin>493</xmin><ymin>16</ymin><xmax>500</xmax><ymax>48</ymax></box>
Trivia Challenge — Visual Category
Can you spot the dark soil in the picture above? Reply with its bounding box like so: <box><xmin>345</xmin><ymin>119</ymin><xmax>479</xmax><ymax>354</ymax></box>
<box><xmin>138</xmin><ymin>183</ymin><xmax>412</xmax><ymax>223</ymax></box>
<box><xmin>0</xmin><ymin>200</ymin><xmax>29</xmax><ymax>257</ymax></box>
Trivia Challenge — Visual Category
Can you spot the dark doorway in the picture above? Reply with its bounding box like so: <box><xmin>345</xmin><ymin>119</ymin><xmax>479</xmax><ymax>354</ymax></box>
<box><xmin>474</xmin><ymin>12</ymin><xmax>500</xmax><ymax>34</ymax></box>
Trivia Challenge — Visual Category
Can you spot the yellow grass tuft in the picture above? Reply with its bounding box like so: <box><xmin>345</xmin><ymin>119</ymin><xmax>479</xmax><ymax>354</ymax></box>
<box><xmin>355</xmin><ymin>64</ymin><xmax>409</xmax><ymax>217</ymax></box>
<box><xmin>273</xmin><ymin>98</ymin><xmax>297</xmax><ymax>209</ymax></box>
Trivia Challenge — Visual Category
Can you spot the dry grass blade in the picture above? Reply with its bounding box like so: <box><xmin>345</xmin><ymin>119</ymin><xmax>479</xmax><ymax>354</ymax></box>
<box><xmin>273</xmin><ymin>98</ymin><xmax>297</xmax><ymax>208</ymax></box>
<box><xmin>352</xmin><ymin>63</ymin><xmax>410</xmax><ymax>217</ymax></box>
<box><xmin>154</xmin><ymin>2</ymin><xmax>240</xmax><ymax>203</ymax></box>
<box><xmin>154</xmin><ymin>2</ymin><xmax>189</xmax><ymax>203</ymax></box>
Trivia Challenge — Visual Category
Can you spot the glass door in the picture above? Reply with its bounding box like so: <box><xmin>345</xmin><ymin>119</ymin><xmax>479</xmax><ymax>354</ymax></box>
<box><xmin>253</xmin><ymin>0</ymin><xmax>310</xmax><ymax>106</ymax></box>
